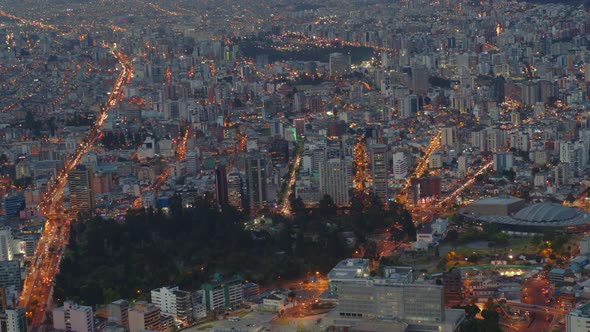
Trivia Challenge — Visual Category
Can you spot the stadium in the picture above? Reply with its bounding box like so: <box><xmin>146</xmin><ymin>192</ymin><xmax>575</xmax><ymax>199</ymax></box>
<box><xmin>460</xmin><ymin>198</ymin><xmax>590</xmax><ymax>234</ymax></box>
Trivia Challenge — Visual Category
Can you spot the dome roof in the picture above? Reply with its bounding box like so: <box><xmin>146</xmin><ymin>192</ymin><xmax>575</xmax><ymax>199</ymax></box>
<box><xmin>514</xmin><ymin>202</ymin><xmax>578</xmax><ymax>223</ymax></box>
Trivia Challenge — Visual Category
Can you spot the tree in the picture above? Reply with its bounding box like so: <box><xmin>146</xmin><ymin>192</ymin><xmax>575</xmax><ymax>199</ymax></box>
<box><xmin>446</xmin><ymin>229</ymin><xmax>459</xmax><ymax>243</ymax></box>
<box><xmin>400</xmin><ymin>212</ymin><xmax>416</xmax><ymax>241</ymax></box>
<box><xmin>289</xmin><ymin>194</ymin><xmax>306</xmax><ymax>218</ymax></box>
<box><xmin>318</xmin><ymin>194</ymin><xmax>337</xmax><ymax>217</ymax></box>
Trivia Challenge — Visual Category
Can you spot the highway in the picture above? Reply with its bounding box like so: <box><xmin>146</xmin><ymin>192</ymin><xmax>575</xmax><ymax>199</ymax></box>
<box><xmin>18</xmin><ymin>48</ymin><xmax>133</xmax><ymax>328</ymax></box>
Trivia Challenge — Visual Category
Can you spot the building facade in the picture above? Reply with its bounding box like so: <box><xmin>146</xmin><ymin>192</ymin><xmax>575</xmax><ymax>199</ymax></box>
<box><xmin>68</xmin><ymin>165</ymin><xmax>95</xmax><ymax>214</ymax></box>
<box><xmin>53</xmin><ymin>301</ymin><xmax>95</xmax><ymax>332</ymax></box>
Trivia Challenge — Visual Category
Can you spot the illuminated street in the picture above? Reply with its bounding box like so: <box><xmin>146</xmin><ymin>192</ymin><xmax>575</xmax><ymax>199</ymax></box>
<box><xmin>18</xmin><ymin>48</ymin><xmax>133</xmax><ymax>327</ymax></box>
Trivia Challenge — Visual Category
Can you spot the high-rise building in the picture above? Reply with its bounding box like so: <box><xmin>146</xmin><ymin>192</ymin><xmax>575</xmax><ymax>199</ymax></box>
<box><xmin>3</xmin><ymin>195</ymin><xmax>24</xmax><ymax>218</ymax></box>
<box><xmin>493</xmin><ymin>152</ymin><xmax>514</xmax><ymax>172</ymax></box>
<box><xmin>226</xmin><ymin>168</ymin><xmax>244</xmax><ymax>210</ymax></box>
<box><xmin>53</xmin><ymin>301</ymin><xmax>95</xmax><ymax>332</ymax></box>
<box><xmin>0</xmin><ymin>261</ymin><xmax>20</xmax><ymax>291</ymax></box>
<box><xmin>107</xmin><ymin>299</ymin><xmax>129</xmax><ymax>328</ymax></box>
<box><xmin>441</xmin><ymin>127</ymin><xmax>457</xmax><ymax>147</ymax></box>
<box><xmin>0</xmin><ymin>308</ymin><xmax>26</xmax><ymax>332</ymax></box>
<box><xmin>68</xmin><ymin>165</ymin><xmax>95</xmax><ymax>214</ymax></box>
<box><xmin>320</xmin><ymin>157</ymin><xmax>352</xmax><ymax>206</ymax></box>
<box><xmin>0</xmin><ymin>229</ymin><xmax>14</xmax><ymax>261</ymax></box>
<box><xmin>151</xmin><ymin>286</ymin><xmax>192</xmax><ymax>323</ymax></box>
<box><xmin>521</xmin><ymin>81</ymin><xmax>539</xmax><ymax>106</ymax></box>
<box><xmin>215</xmin><ymin>166</ymin><xmax>228</xmax><ymax>208</ymax></box>
<box><xmin>398</xmin><ymin>95</ymin><xmax>419</xmax><ymax>118</ymax></box>
<box><xmin>329</xmin><ymin>53</ymin><xmax>351</xmax><ymax>77</ymax></box>
<box><xmin>411</xmin><ymin>66</ymin><xmax>430</xmax><ymax>95</ymax></box>
<box><xmin>370</xmin><ymin>144</ymin><xmax>388</xmax><ymax>203</ymax></box>
<box><xmin>392</xmin><ymin>152</ymin><xmax>408</xmax><ymax>180</ymax></box>
<box><xmin>201</xmin><ymin>274</ymin><xmax>244</xmax><ymax>311</ymax></box>
<box><xmin>246</xmin><ymin>154</ymin><xmax>267</xmax><ymax>211</ymax></box>
<box><xmin>128</xmin><ymin>302</ymin><xmax>161</xmax><ymax>332</ymax></box>
<box><xmin>457</xmin><ymin>155</ymin><xmax>468</xmax><ymax>178</ymax></box>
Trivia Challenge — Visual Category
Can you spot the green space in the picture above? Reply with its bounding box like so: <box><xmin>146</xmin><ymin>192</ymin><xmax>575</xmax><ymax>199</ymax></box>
<box><xmin>238</xmin><ymin>37</ymin><xmax>375</xmax><ymax>64</ymax></box>
<box><xmin>54</xmin><ymin>191</ymin><xmax>415</xmax><ymax>306</ymax></box>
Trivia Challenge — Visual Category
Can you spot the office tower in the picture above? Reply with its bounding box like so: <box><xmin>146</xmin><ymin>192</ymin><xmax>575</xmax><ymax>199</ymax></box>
<box><xmin>3</xmin><ymin>195</ymin><xmax>24</xmax><ymax>218</ymax></box>
<box><xmin>370</xmin><ymin>144</ymin><xmax>388</xmax><ymax>203</ymax></box>
<box><xmin>494</xmin><ymin>75</ymin><xmax>505</xmax><ymax>104</ymax></box>
<box><xmin>0</xmin><ymin>308</ymin><xmax>26</xmax><ymax>332</ymax></box>
<box><xmin>53</xmin><ymin>301</ymin><xmax>95</xmax><ymax>332</ymax></box>
<box><xmin>68</xmin><ymin>165</ymin><xmax>95</xmax><ymax>214</ymax></box>
<box><xmin>325</xmin><ymin>259</ymin><xmax>463</xmax><ymax>332</ymax></box>
<box><xmin>0</xmin><ymin>261</ymin><xmax>20</xmax><ymax>291</ymax></box>
<box><xmin>338</xmin><ymin>281</ymin><xmax>444</xmax><ymax>322</ymax></box>
<box><xmin>107</xmin><ymin>299</ymin><xmax>129</xmax><ymax>328</ymax></box>
<box><xmin>442</xmin><ymin>268</ymin><xmax>462</xmax><ymax>306</ymax></box>
<box><xmin>0</xmin><ymin>229</ymin><xmax>13</xmax><ymax>261</ymax></box>
<box><xmin>441</xmin><ymin>127</ymin><xmax>457</xmax><ymax>147</ymax></box>
<box><xmin>215</xmin><ymin>166</ymin><xmax>228</xmax><ymax>208</ymax></box>
<box><xmin>246</xmin><ymin>154</ymin><xmax>267</xmax><ymax>211</ymax></box>
<box><xmin>128</xmin><ymin>302</ymin><xmax>161</xmax><ymax>332</ymax></box>
<box><xmin>329</xmin><ymin>53</ymin><xmax>351</xmax><ymax>77</ymax></box>
<box><xmin>320</xmin><ymin>157</ymin><xmax>352</xmax><ymax>206</ymax></box>
<box><xmin>493</xmin><ymin>152</ymin><xmax>514</xmax><ymax>172</ymax></box>
<box><xmin>201</xmin><ymin>274</ymin><xmax>244</xmax><ymax>311</ymax></box>
<box><xmin>269</xmin><ymin>139</ymin><xmax>289</xmax><ymax>166</ymax></box>
<box><xmin>392</xmin><ymin>152</ymin><xmax>408</xmax><ymax>180</ymax></box>
<box><xmin>457</xmin><ymin>155</ymin><xmax>467</xmax><ymax>178</ymax></box>
<box><xmin>398</xmin><ymin>94</ymin><xmax>419</xmax><ymax>118</ymax></box>
<box><xmin>411</xmin><ymin>66</ymin><xmax>429</xmax><ymax>95</ymax></box>
<box><xmin>150</xmin><ymin>286</ymin><xmax>192</xmax><ymax>323</ymax></box>
<box><xmin>226</xmin><ymin>168</ymin><xmax>244</xmax><ymax>210</ymax></box>
<box><xmin>184</xmin><ymin>152</ymin><xmax>199</xmax><ymax>176</ymax></box>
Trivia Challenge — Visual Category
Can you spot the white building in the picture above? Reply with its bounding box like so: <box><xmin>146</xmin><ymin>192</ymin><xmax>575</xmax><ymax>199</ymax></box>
<box><xmin>261</xmin><ymin>293</ymin><xmax>289</xmax><ymax>312</ymax></box>
<box><xmin>393</xmin><ymin>152</ymin><xmax>408</xmax><ymax>180</ymax></box>
<box><xmin>53</xmin><ymin>301</ymin><xmax>95</xmax><ymax>332</ymax></box>
<box><xmin>137</xmin><ymin>137</ymin><xmax>156</xmax><ymax>161</ymax></box>
<box><xmin>567</xmin><ymin>302</ymin><xmax>590</xmax><ymax>332</ymax></box>
<box><xmin>0</xmin><ymin>308</ymin><xmax>26</xmax><ymax>332</ymax></box>
<box><xmin>319</xmin><ymin>157</ymin><xmax>352</xmax><ymax>205</ymax></box>
<box><xmin>150</xmin><ymin>286</ymin><xmax>192</xmax><ymax>323</ymax></box>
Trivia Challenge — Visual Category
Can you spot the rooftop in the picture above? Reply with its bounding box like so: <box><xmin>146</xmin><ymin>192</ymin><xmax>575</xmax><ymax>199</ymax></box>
<box><xmin>328</xmin><ymin>258</ymin><xmax>370</xmax><ymax>280</ymax></box>
<box><xmin>470</xmin><ymin>196</ymin><xmax>524</xmax><ymax>206</ymax></box>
